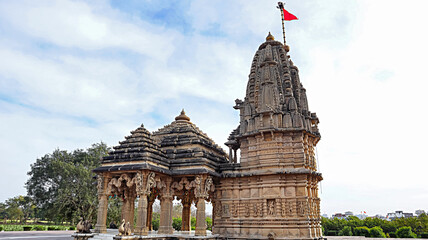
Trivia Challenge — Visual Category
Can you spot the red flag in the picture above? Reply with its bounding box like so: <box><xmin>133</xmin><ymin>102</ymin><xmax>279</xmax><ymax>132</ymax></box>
<box><xmin>283</xmin><ymin>8</ymin><xmax>298</xmax><ymax>21</ymax></box>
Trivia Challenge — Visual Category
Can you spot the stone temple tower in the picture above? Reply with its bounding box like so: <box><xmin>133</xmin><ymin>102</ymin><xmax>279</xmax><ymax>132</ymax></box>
<box><xmin>214</xmin><ymin>33</ymin><xmax>323</xmax><ymax>239</ymax></box>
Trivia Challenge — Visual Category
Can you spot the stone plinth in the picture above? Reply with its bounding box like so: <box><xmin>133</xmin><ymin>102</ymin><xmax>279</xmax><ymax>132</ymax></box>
<box><xmin>113</xmin><ymin>235</ymin><xmax>136</xmax><ymax>240</ymax></box>
<box><xmin>72</xmin><ymin>232</ymin><xmax>95</xmax><ymax>240</ymax></box>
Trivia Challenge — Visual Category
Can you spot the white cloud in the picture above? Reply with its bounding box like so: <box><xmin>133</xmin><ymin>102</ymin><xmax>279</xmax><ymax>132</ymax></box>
<box><xmin>0</xmin><ymin>0</ymin><xmax>177</xmax><ymax>61</ymax></box>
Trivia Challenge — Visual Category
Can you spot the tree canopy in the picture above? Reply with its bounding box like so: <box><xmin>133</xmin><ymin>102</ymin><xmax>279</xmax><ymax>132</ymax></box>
<box><xmin>25</xmin><ymin>142</ymin><xmax>109</xmax><ymax>223</ymax></box>
<box><xmin>322</xmin><ymin>214</ymin><xmax>428</xmax><ymax>238</ymax></box>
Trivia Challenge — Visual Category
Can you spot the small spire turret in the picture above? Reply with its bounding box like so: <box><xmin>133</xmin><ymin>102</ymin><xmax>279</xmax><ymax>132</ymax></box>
<box><xmin>175</xmin><ymin>109</ymin><xmax>191</xmax><ymax>121</ymax></box>
<box><xmin>266</xmin><ymin>32</ymin><xmax>275</xmax><ymax>41</ymax></box>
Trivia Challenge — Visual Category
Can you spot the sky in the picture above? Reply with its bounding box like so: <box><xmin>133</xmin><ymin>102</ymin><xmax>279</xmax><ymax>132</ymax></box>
<box><xmin>0</xmin><ymin>0</ymin><xmax>427</xmax><ymax>217</ymax></box>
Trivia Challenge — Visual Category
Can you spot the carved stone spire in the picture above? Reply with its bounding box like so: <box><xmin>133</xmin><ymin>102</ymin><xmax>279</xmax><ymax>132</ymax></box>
<box><xmin>232</xmin><ymin>34</ymin><xmax>320</xmax><ymax>136</ymax></box>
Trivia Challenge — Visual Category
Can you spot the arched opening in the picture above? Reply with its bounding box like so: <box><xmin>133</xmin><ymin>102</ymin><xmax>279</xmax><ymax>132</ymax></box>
<box><xmin>106</xmin><ymin>195</ymin><xmax>122</xmax><ymax>230</ymax></box>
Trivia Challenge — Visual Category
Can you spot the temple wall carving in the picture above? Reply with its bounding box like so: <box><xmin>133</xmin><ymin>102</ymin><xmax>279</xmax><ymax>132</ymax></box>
<box><xmin>213</xmin><ymin>173</ymin><xmax>322</xmax><ymax>239</ymax></box>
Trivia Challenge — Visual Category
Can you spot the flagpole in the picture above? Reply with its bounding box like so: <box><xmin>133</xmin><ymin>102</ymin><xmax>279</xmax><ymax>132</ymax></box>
<box><xmin>277</xmin><ymin>2</ymin><xmax>287</xmax><ymax>46</ymax></box>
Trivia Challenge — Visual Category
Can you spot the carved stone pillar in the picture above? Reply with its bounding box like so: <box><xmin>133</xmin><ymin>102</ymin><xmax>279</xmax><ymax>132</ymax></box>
<box><xmin>135</xmin><ymin>194</ymin><xmax>148</xmax><ymax>235</ymax></box>
<box><xmin>146</xmin><ymin>200</ymin><xmax>154</xmax><ymax>231</ymax></box>
<box><xmin>158</xmin><ymin>178</ymin><xmax>173</xmax><ymax>234</ymax></box>
<box><xmin>121</xmin><ymin>190</ymin><xmax>133</xmax><ymax>228</ymax></box>
<box><xmin>181</xmin><ymin>198</ymin><xmax>191</xmax><ymax>231</ymax></box>
<box><xmin>158</xmin><ymin>194</ymin><xmax>173</xmax><ymax>234</ymax></box>
<box><xmin>194</xmin><ymin>175</ymin><xmax>212</xmax><ymax>236</ymax></box>
<box><xmin>195</xmin><ymin>197</ymin><xmax>206</xmax><ymax>236</ymax></box>
<box><xmin>135</xmin><ymin>172</ymin><xmax>155</xmax><ymax>236</ymax></box>
<box><xmin>211</xmin><ymin>201</ymin><xmax>216</xmax><ymax>233</ymax></box>
<box><xmin>95</xmin><ymin>174</ymin><xmax>108</xmax><ymax>233</ymax></box>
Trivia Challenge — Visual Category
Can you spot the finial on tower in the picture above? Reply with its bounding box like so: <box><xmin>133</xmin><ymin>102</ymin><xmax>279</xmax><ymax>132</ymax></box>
<box><xmin>266</xmin><ymin>32</ymin><xmax>275</xmax><ymax>41</ymax></box>
<box><xmin>175</xmin><ymin>109</ymin><xmax>191</xmax><ymax>121</ymax></box>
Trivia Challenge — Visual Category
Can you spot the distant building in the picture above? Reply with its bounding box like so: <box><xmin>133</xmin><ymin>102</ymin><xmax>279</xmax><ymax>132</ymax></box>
<box><xmin>344</xmin><ymin>211</ymin><xmax>354</xmax><ymax>217</ymax></box>
<box><xmin>332</xmin><ymin>213</ymin><xmax>347</xmax><ymax>219</ymax></box>
<box><xmin>355</xmin><ymin>214</ymin><xmax>368</xmax><ymax>220</ymax></box>
<box><xmin>374</xmin><ymin>214</ymin><xmax>386</xmax><ymax>220</ymax></box>
<box><xmin>415</xmin><ymin>210</ymin><xmax>426</xmax><ymax>216</ymax></box>
<box><xmin>386</xmin><ymin>211</ymin><xmax>413</xmax><ymax>220</ymax></box>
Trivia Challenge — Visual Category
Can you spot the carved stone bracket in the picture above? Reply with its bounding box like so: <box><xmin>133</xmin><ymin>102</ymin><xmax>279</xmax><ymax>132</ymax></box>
<box><xmin>171</xmin><ymin>177</ymin><xmax>191</xmax><ymax>191</ymax></box>
<box><xmin>192</xmin><ymin>175</ymin><xmax>214</xmax><ymax>199</ymax></box>
<box><xmin>144</xmin><ymin>172</ymin><xmax>156</xmax><ymax>195</ymax></box>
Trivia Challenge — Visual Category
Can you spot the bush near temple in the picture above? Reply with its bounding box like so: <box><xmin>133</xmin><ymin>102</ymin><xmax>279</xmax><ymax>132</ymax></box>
<box><xmin>322</xmin><ymin>213</ymin><xmax>428</xmax><ymax>238</ymax></box>
<box><xmin>354</xmin><ymin>226</ymin><xmax>370</xmax><ymax>237</ymax></box>
<box><xmin>172</xmin><ymin>217</ymin><xmax>182</xmax><ymax>231</ymax></box>
<box><xmin>396</xmin><ymin>226</ymin><xmax>417</xmax><ymax>238</ymax></box>
<box><xmin>369</xmin><ymin>226</ymin><xmax>386</xmax><ymax>238</ymax></box>
<box><xmin>338</xmin><ymin>225</ymin><xmax>352</xmax><ymax>236</ymax></box>
<box><xmin>0</xmin><ymin>224</ymin><xmax>72</xmax><ymax>231</ymax></box>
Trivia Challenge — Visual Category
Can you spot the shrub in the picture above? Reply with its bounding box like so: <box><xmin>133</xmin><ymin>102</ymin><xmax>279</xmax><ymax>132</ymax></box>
<box><xmin>68</xmin><ymin>226</ymin><xmax>75</xmax><ymax>230</ymax></box>
<box><xmin>354</xmin><ymin>226</ymin><xmax>370</xmax><ymax>237</ymax></box>
<box><xmin>2</xmin><ymin>225</ymin><xmax>23</xmax><ymax>231</ymax></box>
<box><xmin>396</xmin><ymin>226</ymin><xmax>417</xmax><ymax>238</ymax></box>
<box><xmin>47</xmin><ymin>226</ymin><xmax>59</xmax><ymax>231</ymax></box>
<box><xmin>32</xmin><ymin>225</ymin><xmax>45</xmax><ymax>231</ymax></box>
<box><xmin>421</xmin><ymin>232</ymin><xmax>428</xmax><ymax>238</ymax></box>
<box><xmin>23</xmin><ymin>226</ymin><xmax>32</xmax><ymax>231</ymax></box>
<box><xmin>388</xmin><ymin>232</ymin><xmax>397</xmax><ymax>238</ymax></box>
<box><xmin>152</xmin><ymin>218</ymin><xmax>159</xmax><ymax>231</ymax></box>
<box><xmin>370</xmin><ymin>226</ymin><xmax>386</xmax><ymax>238</ymax></box>
<box><xmin>0</xmin><ymin>226</ymin><xmax>3</xmax><ymax>231</ymax></box>
<box><xmin>339</xmin><ymin>226</ymin><xmax>352</xmax><ymax>236</ymax></box>
<box><xmin>206</xmin><ymin>217</ymin><xmax>212</xmax><ymax>231</ymax></box>
<box><xmin>326</xmin><ymin>230</ymin><xmax>337</xmax><ymax>236</ymax></box>
<box><xmin>172</xmin><ymin>217</ymin><xmax>182</xmax><ymax>231</ymax></box>
<box><xmin>191</xmin><ymin>217</ymin><xmax>196</xmax><ymax>230</ymax></box>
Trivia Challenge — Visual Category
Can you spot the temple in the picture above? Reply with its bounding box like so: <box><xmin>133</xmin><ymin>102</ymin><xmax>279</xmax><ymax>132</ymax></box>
<box><xmin>92</xmin><ymin>33</ymin><xmax>323</xmax><ymax>240</ymax></box>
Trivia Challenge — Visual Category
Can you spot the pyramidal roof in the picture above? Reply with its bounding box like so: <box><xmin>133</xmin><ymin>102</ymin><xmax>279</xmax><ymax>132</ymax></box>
<box><xmin>96</xmin><ymin>110</ymin><xmax>228</xmax><ymax>175</ymax></box>
<box><xmin>153</xmin><ymin>110</ymin><xmax>228</xmax><ymax>170</ymax></box>
<box><xmin>102</xmin><ymin>124</ymin><xmax>168</xmax><ymax>167</ymax></box>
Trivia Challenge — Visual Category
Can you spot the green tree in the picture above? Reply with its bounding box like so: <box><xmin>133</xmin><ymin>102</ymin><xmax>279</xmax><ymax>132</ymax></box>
<box><xmin>339</xmin><ymin>226</ymin><xmax>353</xmax><ymax>236</ymax></box>
<box><xmin>5</xmin><ymin>200</ymin><xmax>22</xmax><ymax>223</ymax></box>
<box><xmin>172</xmin><ymin>203</ymin><xmax>182</xmax><ymax>218</ymax></box>
<box><xmin>106</xmin><ymin>197</ymin><xmax>122</xmax><ymax>228</ymax></box>
<box><xmin>369</xmin><ymin>226</ymin><xmax>386</xmax><ymax>238</ymax></box>
<box><xmin>346</xmin><ymin>216</ymin><xmax>363</xmax><ymax>229</ymax></box>
<box><xmin>396</xmin><ymin>226</ymin><xmax>417</xmax><ymax>238</ymax></box>
<box><xmin>354</xmin><ymin>226</ymin><xmax>370</xmax><ymax>237</ymax></box>
<box><xmin>26</xmin><ymin>142</ymin><xmax>109</xmax><ymax>223</ymax></box>
<box><xmin>0</xmin><ymin>203</ymin><xmax>7</xmax><ymax>220</ymax></box>
<box><xmin>4</xmin><ymin>195</ymin><xmax>34</xmax><ymax>223</ymax></box>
